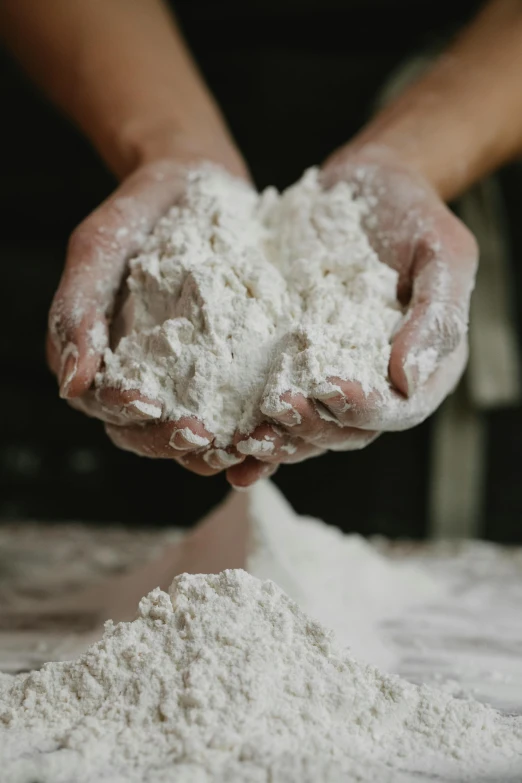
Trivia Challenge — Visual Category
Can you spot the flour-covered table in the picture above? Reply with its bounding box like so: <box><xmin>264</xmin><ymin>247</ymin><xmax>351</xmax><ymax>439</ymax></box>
<box><xmin>1</xmin><ymin>496</ymin><xmax>521</xmax><ymax>719</ymax></box>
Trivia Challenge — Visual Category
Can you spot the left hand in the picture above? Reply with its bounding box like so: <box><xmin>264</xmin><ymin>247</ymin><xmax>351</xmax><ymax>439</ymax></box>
<box><xmin>227</xmin><ymin>145</ymin><xmax>478</xmax><ymax>487</ymax></box>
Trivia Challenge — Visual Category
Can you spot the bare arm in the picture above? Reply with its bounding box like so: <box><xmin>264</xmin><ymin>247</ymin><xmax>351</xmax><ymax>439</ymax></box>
<box><xmin>335</xmin><ymin>0</ymin><xmax>522</xmax><ymax>200</ymax></box>
<box><xmin>0</xmin><ymin>0</ymin><xmax>246</xmax><ymax>179</ymax></box>
<box><xmin>0</xmin><ymin>0</ymin><xmax>262</xmax><ymax>483</ymax></box>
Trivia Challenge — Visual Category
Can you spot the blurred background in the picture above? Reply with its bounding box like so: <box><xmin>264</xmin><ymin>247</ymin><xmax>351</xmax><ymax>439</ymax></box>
<box><xmin>1</xmin><ymin>0</ymin><xmax>521</xmax><ymax>541</ymax></box>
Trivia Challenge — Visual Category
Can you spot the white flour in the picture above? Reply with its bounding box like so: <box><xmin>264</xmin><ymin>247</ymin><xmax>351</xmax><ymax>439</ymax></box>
<box><xmin>1</xmin><ymin>565</ymin><xmax>521</xmax><ymax>782</ymax></box>
<box><xmin>2</xmin><ymin>484</ymin><xmax>522</xmax><ymax>781</ymax></box>
<box><xmin>245</xmin><ymin>481</ymin><xmax>439</xmax><ymax>669</ymax></box>
<box><xmin>101</xmin><ymin>167</ymin><xmax>403</xmax><ymax>446</ymax></box>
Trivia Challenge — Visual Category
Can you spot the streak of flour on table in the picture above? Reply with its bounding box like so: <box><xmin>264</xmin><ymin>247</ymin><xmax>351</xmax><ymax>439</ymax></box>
<box><xmin>380</xmin><ymin>539</ymin><xmax>522</xmax><ymax>712</ymax></box>
<box><xmin>100</xmin><ymin>165</ymin><xmax>405</xmax><ymax>448</ymax></box>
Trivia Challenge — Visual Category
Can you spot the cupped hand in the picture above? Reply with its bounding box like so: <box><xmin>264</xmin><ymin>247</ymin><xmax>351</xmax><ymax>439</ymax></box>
<box><xmin>46</xmin><ymin>156</ymin><xmax>250</xmax><ymax>478</ymax></box>
<box><xmin>228</xmin><ymin>145</ymin><xmax>478</xmax><ymax>484</ymax></box>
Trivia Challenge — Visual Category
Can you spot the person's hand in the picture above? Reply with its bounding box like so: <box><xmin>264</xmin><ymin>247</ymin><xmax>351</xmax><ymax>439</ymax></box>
<box><xmin>229</xmin><ymin>145</ymin><xmax>478</xmax><ymax>483</ymax></box>
<box><xmin>46</xmin><ymin>153</ymin><xmax>269</xmax><ymax>484</ymax></box>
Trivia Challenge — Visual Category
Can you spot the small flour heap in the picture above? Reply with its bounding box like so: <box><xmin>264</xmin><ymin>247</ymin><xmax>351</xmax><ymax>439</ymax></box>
<box><xmin>1</xmin><ymin>568</ymin><xmax>522</xmax><ymax>782</ymax></box>
<box><xmin>101</xmin><ymin>167</ymin><xmax>403</xmax><ymax>446</ymax></box>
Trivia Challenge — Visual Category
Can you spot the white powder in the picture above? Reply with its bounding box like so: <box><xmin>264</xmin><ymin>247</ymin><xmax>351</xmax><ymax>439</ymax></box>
<box><xmin>100</xmin><ymin>167</ymin><xmax>403</xmax><ymax>446</ymax></box>
<box><xmin>2</xmin><ymin>483</ymin><xmax>522</xmax><ymax>781</ymax></box>
<box><xmin>1</xmin><ymin>567</ymin><xmax>521</xmax><ymax>782</ymax></box>
<box><xmin>245</xmin><ymin>481</ymin><xmax>440</xmax><ymax>669</ymax></box>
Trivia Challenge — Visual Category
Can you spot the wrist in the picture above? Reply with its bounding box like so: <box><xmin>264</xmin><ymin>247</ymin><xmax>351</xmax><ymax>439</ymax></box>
<box><xmin>324</xmin><ymin>140</ymin><xmax>436</xmax><ymax>194</ymax></box>
<box><xmin>103</xmin><ymin>115</ymin><xmax>249</xmax><ymax>182</ymax></box>
<box><xmin>337</xmin><ymin>123</ymin><xmax>459</xmax><ymax>199</ymax></box>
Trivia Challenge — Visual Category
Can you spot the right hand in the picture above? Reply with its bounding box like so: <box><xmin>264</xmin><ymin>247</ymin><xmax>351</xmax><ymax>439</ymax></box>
<box><xmin>46</xmin><ymin>157</ymin><xmax>231</xmax><ymax>476</ymax></box>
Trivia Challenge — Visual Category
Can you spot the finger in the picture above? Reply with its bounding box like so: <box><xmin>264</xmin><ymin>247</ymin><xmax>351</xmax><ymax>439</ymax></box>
<box><xmin>174</xmin><ymin>451</ymin><xmax>223</xmax><ymax>477</ymax></box>
<box><xmin>66</xmin><ymin>390</ymin><xmax>128</xmax><ymax>425</ymax></box>
<box><xmin>48</xmin><ymin>160</ymin><xmax>187</xmax><ymax>398</ymax></box>
<box><xmin>201</xmin><ymin>448</ymin><xmax>245</xmax><ymax>470</ymax></box>
<box><xmin>265</xmin><ymin>391</ymin><xmax>378</xmax><ymax>449</ymax></box>
<box><xmin>65</xmin><ymin>385</ymin><xmax>166</xmax><ymax>427</ymax></box>
<box><xmin>64</xmin><ymin>387</ymin><xmax>161</xmax><ymax>426</ymax></box>
<box><xmin>264</xmin><ymin>392</ymin><xmax>329</xmax><ymax>437</ymax></box>
<box><xmin>390</xmin><ymin>218</ymin><xmax>478</xmax><ymax>397</ymax></box>
<box><xmin>313</xmin><ymin>379</ymin><xmax>379</xmax><ymax>429</ymax></box>
<box><xmin>234</xmin><ymin>423</ymin><xmax>324</xmax><ymax>464</ymax></box>
<box><xmin>388</xmin><ymin>341</ymin><xmax>468</xmax><ymax>430</ymax></box>
<box><xmin>226</xmin><ymin>457</ymin><xmax>279</xmax><ymax>490</ymax></box>
<box><xmin>104</xmin><ymin>416</ymin><xmax>212</xmax><ymax>459</ymax></box>
<box><xmin>327</xmin><ymin>342</ymin><xmax>467</xmax><ymax>431</ymax></box>
<box><xmin>96</xmin><ymin>387</ymin><xmax>163</xmax><ymax>423</ymax></box>
<box><xmin>235</xmin><ymin>423</ymin><xmax>284</xmax><ymax>459</ymax></box>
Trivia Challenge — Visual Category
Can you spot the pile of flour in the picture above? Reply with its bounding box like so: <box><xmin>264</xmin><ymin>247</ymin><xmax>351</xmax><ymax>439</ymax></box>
<box><xmin>101</xmin><ymin>167</ymin><xmax>403</xmax><ymax>446</ymax></box>
<box><xmin>1</xmin><ymin>568</ymin><xmax>521</xmax><ymax>782</ymax></box>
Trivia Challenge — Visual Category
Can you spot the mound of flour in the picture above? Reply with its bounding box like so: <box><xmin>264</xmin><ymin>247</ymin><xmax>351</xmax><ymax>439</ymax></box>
<box><xmin>101</xmin><ymin>167</ymin><xmax>403</xmax><ymax>446</ymax></box>
<box><xmin>1</xmin><ymin>569</ymin><xmax>521</xmax><ymax>782</ymax></box>
<box><xmin>184</xmin><ymin>479</ymin><xmax>441</xmax><ymax>669</ymax></box>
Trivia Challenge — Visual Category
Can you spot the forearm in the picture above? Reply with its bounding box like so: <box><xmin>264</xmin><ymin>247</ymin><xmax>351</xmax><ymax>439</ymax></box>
<box><xmin>340</xmin><ymin>0</ymin><xmax>522</xmax><ymax>201</ymax></box>
<box><xmin>0</xmin><ymin>0</ymin><xmax>245</xmax><ymax>178</ymax></box>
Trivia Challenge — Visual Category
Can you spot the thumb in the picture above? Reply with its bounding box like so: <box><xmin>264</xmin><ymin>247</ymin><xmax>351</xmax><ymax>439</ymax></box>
<box><xmin>389</xmin><ymin>217</ymin><xmax>478</xmax><ymax>397</ymax></box>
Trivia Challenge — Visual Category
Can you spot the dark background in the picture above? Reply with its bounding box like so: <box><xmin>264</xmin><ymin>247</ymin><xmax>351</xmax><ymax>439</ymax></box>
<box><xmin>1</xmin><ymin>0</ymin><xmax>521</xmax><ymax>540</ymax></box>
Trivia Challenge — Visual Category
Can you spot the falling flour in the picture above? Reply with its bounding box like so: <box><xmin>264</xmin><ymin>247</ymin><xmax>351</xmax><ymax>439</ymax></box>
<box><xmin>244</xmin><ymin>482</ymin><xmax>439</xmax><ymax>669</ymax></box>
<box><xmin>100</xmin><ymin>167</ymin><xmax>403</xmax><ymax>446</ymax></box>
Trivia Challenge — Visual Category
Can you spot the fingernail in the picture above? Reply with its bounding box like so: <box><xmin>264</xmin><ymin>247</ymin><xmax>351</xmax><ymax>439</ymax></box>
<box><xmin>203</xmin><ymin>448</ymin><xmax>243</xmax><ymax>469</ymax></box>
<box><xmin>236</xmin><ymin>437</ymin><xmax>276</xmax><ymax>457</ymax></box>
<box><xmin>317</xmin><ymin>393</ymin><xmax>349</xmax><ymax>414</ymax></box>
<box><xmin>261</xmin><ymin>398</ymin><xmax>302</xmax><ymax>426</ymax></box>
<box><xmin>271</xmin><ymin>408</ymin><xmax>301</xmax><ymax>426</ymax></box>
<box><xmin>403</xmin><ymin>363</ymin><xmax>418</xmax><ymax>397</ymax></box>
<box><xmin>315</xmin><ymin>391</ymin><xmax>338</xmax><ymax>402</ymax></box>
<box><xmin>315</xmin><ymin>404</ymin><xmax>339</xmax><ymax>424</ymax></box>
<box><xmin>169</xmin><ymin>428</ymin><xmax>210</xmax><ymax>451</ymax></box>
<box><xmin>59</xmin><ymin>343</ymin><xmax>79</xmax><ymax>398</ymax></box>
<box><xmin>229</xmin><ymin>483</ymin><xmax>251</xmax><ymax>493</ymax></box>
<box><xmin>126</xmin><ymin>400</ymin><xmax>162</xmax><ymax>420</ymax></box>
